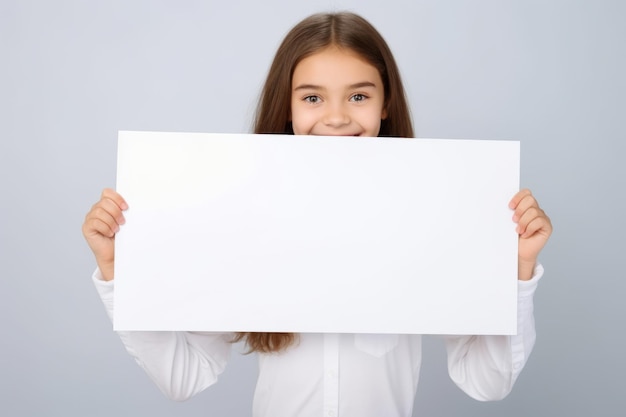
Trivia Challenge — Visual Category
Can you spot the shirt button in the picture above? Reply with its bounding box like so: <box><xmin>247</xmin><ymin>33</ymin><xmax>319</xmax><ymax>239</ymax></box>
<box><xmin>327</xmin><ymin>410</ymin><xmax>336</xmax><ymax>417</ymax></box>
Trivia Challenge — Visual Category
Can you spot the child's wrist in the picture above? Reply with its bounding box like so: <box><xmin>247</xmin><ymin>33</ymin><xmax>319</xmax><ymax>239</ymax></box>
<box><xmin>518</xmin><ymin>259</ymin><xmax>537</xmax><ymax>281</ymax></box>
<box><xmin>97</xmin><ymin>260</ymin><xmax>115</xmax><ymax>282</ymax></box>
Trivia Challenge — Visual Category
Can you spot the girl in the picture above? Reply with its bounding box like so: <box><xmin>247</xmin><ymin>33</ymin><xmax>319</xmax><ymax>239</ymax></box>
<box><xmin>83</xmin><ymin>12</ymin><xmax>552</xmax><ymax>417</ymax></box>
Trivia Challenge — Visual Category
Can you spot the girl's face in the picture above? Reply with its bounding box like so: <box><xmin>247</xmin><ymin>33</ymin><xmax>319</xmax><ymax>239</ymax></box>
<box><xmin>290</xmin><ymin>47</ymin><xmax>387</xmax><ymax>137</ymax></box>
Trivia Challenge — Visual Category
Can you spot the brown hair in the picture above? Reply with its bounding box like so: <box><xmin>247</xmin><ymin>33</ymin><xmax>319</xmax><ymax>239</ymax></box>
<box><xmin>241</xmin><ymin>12</ymin><xmax>415</xmax><ymax>354</ymax></box>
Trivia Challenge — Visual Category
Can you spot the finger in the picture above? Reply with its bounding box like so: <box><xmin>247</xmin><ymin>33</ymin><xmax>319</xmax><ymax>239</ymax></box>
<box><xmin>85</xmin><ymin>206</ymin><xmax>121</xmax><ymax>236</ymax></box>
<box><xmin>520</xmin><ymin>214</ymin><xmax>552</xmax><ymax>239</ymax></box>
<box><xmin>83</xmin><ymin>215</ymin><xmax>118</xmax><ymax>239</ymax></box>
<box><xmin>512</xmin><ymin>194</ymin><xmax>538</xmax><ymax>223</ymax></box>
<box><xmin>509</xmin><ymin>188</ymin><xmax>532</xmax><ymax>209</ymax></box>
<box><xmin>516</xmin><ymin>206</ymin><xmax>545</xmax><ymax>236</ymax></box>
<box><xmin>101</xmin><ymin>188</ymin><xmax>128</xmax><ymax>211</ymax></box>
<box><xmin>98</xmin><ymin>197</ymin><xmax>126</xmax><ymax>225</ymax></box>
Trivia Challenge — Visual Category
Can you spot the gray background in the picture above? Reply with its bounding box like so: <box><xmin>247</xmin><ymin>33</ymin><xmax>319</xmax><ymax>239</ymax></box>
<box><xmin>1</xmin><ymin>0</ymin><xmax>624</xmax><ymax>416</ymax></box>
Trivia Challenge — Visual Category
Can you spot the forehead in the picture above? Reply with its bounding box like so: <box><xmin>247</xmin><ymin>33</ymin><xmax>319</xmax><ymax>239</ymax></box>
<box><xmin>292</xmin><ymin>47</ymin><xmax>383</xmax><ymax>87</ymax></box>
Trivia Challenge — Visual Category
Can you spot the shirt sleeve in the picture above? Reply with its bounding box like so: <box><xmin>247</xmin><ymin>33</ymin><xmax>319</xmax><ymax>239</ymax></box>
<box><xmin>92</xmin><ymin>268</ymin><xmax>234</xmax><ymax>401</ymax></box>
<box><xmin>442</xmin><ymin>264</ymin><xmax>543</xmax><ymax>401</ymax></box>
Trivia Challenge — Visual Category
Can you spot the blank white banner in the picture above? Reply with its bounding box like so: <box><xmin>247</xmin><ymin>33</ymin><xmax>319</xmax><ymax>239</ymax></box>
<box><xmin>114</xmin><ymin>131</ymin><xmax>520</xmax><ymax>334</ymax></box>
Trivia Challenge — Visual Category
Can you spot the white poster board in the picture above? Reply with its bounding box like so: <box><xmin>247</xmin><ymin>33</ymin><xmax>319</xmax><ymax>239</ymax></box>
<box><xmin>114</xmin><ymin>131</ymin><xmax>519</xmax><ymax>334</ymax></box>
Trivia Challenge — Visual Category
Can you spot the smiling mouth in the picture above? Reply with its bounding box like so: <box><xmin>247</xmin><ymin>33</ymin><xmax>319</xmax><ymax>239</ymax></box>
<box><xmin>311</xmin><ymin>132</ymin><xmax>363</xmax><ymax>137</ymax></box>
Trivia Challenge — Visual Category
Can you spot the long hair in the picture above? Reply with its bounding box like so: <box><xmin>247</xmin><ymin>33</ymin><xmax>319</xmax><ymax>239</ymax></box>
<box><xmin>241</xmin><ymin>12</ymin><xmax>415</xmax><ymax>354</ymax></box>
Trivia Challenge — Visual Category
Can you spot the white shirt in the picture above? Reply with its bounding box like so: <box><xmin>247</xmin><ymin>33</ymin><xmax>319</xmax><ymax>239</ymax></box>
<box><xmin>93</xmin><ymin>265</ymin><xmax>542</xmax><ymax>417</ymax></box>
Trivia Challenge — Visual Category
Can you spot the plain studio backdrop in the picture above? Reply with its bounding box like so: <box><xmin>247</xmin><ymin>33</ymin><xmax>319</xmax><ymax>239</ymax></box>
<box><xmin>1</xmin><ymin>0</ymin><xmax>623</xmax><ymax>416</ymax></box>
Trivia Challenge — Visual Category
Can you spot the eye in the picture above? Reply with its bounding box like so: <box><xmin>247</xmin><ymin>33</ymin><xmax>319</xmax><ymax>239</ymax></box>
<box><xmin>303</xmin><ymin>95</ymin><xmax>321</xmax><ymax>104</ymax></box>
<box><xmin>350</xmin><ymin>93</ymin><xmax>367</xmax><ymax>102</ymax></box>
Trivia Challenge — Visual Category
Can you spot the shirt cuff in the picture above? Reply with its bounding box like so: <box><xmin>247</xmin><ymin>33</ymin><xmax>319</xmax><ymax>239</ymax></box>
<box><xmin>92</xmin><ymin>268</ymin><xmax>115</xmax><ymax>322</ymax></box>
<box><xmin>518</xmin><ymin>263</ymin><xmax>543</xmax><ymax>298</ymax></box>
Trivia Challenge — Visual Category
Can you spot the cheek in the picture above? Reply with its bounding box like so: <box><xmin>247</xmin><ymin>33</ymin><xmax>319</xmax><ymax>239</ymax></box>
<box><xmin>290</xmin><ymin>105</ymin><xmax>312</xmax><ymax>135</ymax></box>
<box><xmin>292</xmin><ymin>123</ymin><xmax>304</xmax><ymax>135</ymax></box>
<box><xmin>368</xmin><ymin>108</ymin><xmax>382</xmax><ymax>123</ymax></box>
<box><xmin>364</xmin><ymin>108</ymin><xmax>384</xmax><ymax>131</ymax></box>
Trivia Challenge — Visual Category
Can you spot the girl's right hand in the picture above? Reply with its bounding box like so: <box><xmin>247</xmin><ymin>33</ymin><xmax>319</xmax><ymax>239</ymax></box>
<box><xmin>82</xmin><ymin>188</ymin><xmax>128</xmax><ymax>281</ymax></box>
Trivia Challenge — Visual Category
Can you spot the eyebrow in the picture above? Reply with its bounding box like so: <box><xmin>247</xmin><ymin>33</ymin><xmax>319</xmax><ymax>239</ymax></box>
<box><xmin>293</xmin><ymin>81</ymin><xmax>378</xmax><ymax>91</ymax></box>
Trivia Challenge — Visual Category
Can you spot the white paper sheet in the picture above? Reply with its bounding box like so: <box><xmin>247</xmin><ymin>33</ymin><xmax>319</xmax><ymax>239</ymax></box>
<box><xmin>114</xmin><ymin>131</ymin><xmax>520</xmax><ymax>334</ymax></box>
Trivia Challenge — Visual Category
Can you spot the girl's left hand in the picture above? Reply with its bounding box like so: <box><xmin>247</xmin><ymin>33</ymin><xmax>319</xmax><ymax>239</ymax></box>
<box><xmin>509</xmin><ymin>189</ymin><xmax>553</xmax><ymax>281</ymax></box>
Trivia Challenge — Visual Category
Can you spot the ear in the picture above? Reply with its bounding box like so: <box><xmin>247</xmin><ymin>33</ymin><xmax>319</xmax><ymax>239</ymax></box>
<box><xmin>381</xmin><ymin>106</ymin><xmax>388</xmax><ymax>120</ymax></box>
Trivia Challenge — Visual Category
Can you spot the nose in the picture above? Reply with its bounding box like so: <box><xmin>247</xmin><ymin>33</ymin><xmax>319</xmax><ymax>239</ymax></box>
<box><xmin>323</xmin><ymin>102</ymin><xmax>350</xmax><ymax>128</ymax></box>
